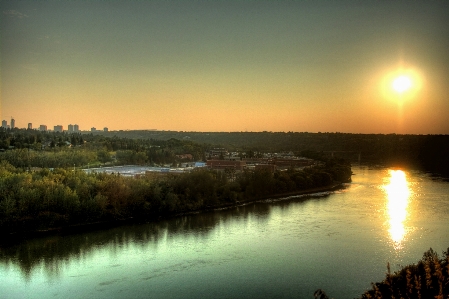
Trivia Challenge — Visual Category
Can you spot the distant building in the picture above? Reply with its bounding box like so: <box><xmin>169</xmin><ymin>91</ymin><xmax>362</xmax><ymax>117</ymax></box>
<box><xmin>54</xmin><ymin>125</ymin><xmax>63</xmax><ymax>132</ymax></box>
<box><xmin>224</xmin><ymin>156</ymin><xmax>241</xmax><ymax>161</ymax></box>
<box><xmin>68</xmin><ymin>124</ymin><xmax>74</xmax><ymax>132</ymax></box>
<box><xmin>39</xmin><ymin>125</ymin><xmax>47</xmax><ymax>131</ymax></box>
<box><xmin>269</xmin><ymin>157</ymin><xmax>313</xmax><ymax>168</ymax></box>
<box><xmin>104</xmin><ymin>127</ymin><xmax>108</xmax><ymax>132</ymax></box>
<box><xmin>74</xmin><ymin>124</ymin><xmax>79</xmax><ymax>132</ymax></box>
<box><xmin>194</xmin><ymin>162</ymin><xmax>206</xmax><ymax>167</ymax></box>
<box><xmin>209</xmin><ymin>148</ymin><xmax>229</xmax><ymax>159</ymax></box>
<box><xmin>176</xmin><ymin>154</ymin><xmax>193</xmax><ymax>160</ymax></box>
<box><xmin>206</xmin><ymin>160</ymin><xmax>246</xmax><ymax>171</ymax></box>
<box><xmin>28</xmin><ymin>123</ymin><xmax>32</xmax><ymax>129</ymax></box>
<box><xmin>10</xmin><ymin>118</ymin><xmax>15</xmax><ymax>129</ymax></box>
<box><xmin>91</xmin><ymin>127</ymin><xmax>96</xmax><ymax>132</ymax></box>
<box><xmin>1</xmin><ymin>120</ymin><xmax>7</xmax><ymax>128</ymax></box>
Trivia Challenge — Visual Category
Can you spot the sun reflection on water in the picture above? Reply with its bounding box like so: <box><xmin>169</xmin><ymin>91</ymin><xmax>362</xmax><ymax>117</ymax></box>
<box><xmin>383</xmin><ymin>169</ymin><xmax>411</xmax><ymax>250</ymax></box>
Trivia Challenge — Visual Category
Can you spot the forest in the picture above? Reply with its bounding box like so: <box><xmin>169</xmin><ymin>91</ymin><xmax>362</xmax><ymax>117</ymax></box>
<box><xmin>3</xmin><ymin>126</ymin><xmax>448</xmax><ymax>237</ymax></box>
<box><xmin>2</xmin><ymin>128</ymin><xmax>447</xmax><ymax>298</ymax></box>
<box><xmin>1</xmin><ymin>128</ymin><xmax>448</xmax><ymax>176</ymax></box>
<box><xmin>0</xmin><ymin>155</ymin><xmax>350</xmax><ymax>236</ymax></box>
<box><xmin>0</xmin><ymin>128</ymin><xmax>208</xmax><ymax>168</ymax></box>
<box><xmin>95</xmin><ymin>130</ymin><xmax>449</xmax><ymax>176</ymax></box>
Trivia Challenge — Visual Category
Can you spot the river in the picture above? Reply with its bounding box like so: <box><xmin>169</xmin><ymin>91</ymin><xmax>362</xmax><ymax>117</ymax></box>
<box><xmin>1</xmin><ymin>166</ymin><xmax>448</xmax><ymax>298</ymax></box>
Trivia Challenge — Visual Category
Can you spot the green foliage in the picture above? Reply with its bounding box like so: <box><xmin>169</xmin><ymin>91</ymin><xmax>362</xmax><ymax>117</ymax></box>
<box><xmin>324</xmin><ymin>157</ymin><xmax>352</xmax><ymax>183</ymax></box>
<box><xmin>90</xmin><ymin>130</ymin><xmax>449</xmax><ymax>176</ymax></box>
<box><xmin>116</xmin><ymin>150</ymin><xmax>148</xmax><ymax>165</ymax></box>
<box><xmin>0</xmin><ymin>148</ymin><xmax>97</xmax><ymax>168</ymax></box>
<box><xmin>8</xmin><ymin>128</ymin><xmax>446</xmax><ymax>176</ymax></box>
<box><xmin>300</xmin><ymin>150</ymin><xmax>326</xmax><ymax>161</ymax></box>
<box><xmin>97</xmin><ymin>150</ymin><xmax>112</xmax><ymax>164</ymax></box>
<box><xmin>360</xmin><ymin>248</ymin><xmax>449</xmax><ymax>299</ymax></box>
<box><xmin>0</xmin><ymin>160</ymin><xmax>350</xmax><ymax>235</ymax></box>
<box><xmin>0</xmin><ymin>128</ymin><xmax>208</xmax><ymax>169</ymax></box>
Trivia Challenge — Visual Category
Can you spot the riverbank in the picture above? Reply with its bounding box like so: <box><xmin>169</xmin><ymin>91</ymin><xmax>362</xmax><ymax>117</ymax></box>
<box><xmin>0</xmin><ymin>183</ymin><xmax>345</xmax><ymax>244</ymax></box>
<box><xmin>0</xmin><ymin>158</ymin><xmax>352</xmax><ymax>243</ymax></box>
<box><xmin>202</xmin><ymin>182</ymin><xmax>345</xmax><ymax>210</ymax></box>
<box><xmin>171</xmin><ymin>183</ymin><xmax>345</xmax><ymax>219</ymax></box>
<box><xmin>2</xmin><ymin>166</ymin><xmax>449</xmax><ymax>299</ymax></box>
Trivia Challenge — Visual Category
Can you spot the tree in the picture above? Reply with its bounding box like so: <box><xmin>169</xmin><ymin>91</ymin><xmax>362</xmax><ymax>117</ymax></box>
<box><xmin>97</xmin><ymin>150</ymin><xmax>112</xmax><ymax>164</ymax></box>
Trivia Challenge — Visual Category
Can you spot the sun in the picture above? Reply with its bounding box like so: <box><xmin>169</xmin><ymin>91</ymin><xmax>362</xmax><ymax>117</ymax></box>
<box><xmin>392</xmin><ymin>75</ymin><xmax>412</xmax><ymax>93</ymax></box>
<box><xmin>379</xmin><ymin>66</ymin><xmax>423</xmax><ymax>104</ymax></box>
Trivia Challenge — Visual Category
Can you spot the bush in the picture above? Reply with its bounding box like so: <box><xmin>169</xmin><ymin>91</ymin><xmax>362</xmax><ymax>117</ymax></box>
<box><xmin>360</xmin><ymin>248</ymin><xmax>449</xmax><ymax>299</ymax></box>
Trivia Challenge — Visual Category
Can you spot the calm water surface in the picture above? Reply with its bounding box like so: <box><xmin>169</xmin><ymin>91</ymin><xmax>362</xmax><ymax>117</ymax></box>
<box><xmin>1</xmin><ymin>166</ymin><xmax>449</xmax><ymax>298</ymax></box>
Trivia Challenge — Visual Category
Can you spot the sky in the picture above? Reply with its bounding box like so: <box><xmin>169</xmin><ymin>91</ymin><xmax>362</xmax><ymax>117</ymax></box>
<box><xmin>1</xmin><ymin>0</ymin><xmax>448</xmax><ymax>134</ymax></box>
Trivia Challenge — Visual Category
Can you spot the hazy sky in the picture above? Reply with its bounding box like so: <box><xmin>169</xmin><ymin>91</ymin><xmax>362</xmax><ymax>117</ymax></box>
<box><xmin>1</xmin><ymin>0</ymin><xmax>448</xmax><ymax>133</ymax></box>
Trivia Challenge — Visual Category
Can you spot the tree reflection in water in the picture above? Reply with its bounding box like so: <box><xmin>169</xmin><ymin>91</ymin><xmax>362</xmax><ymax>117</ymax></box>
<box><xmin>0</xmin><ymin>192</ymin><xmax>335</xmax><ymax>281</ymax></box>
<box><xmin>0</xmin><ymin>201</ymin><xmax>277</xmax><ymax>279</ymax></box>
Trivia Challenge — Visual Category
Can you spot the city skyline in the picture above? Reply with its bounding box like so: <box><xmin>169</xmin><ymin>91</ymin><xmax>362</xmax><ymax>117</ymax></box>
<box><xmin>1</xmin><ymin>1</ymin><xmax>448</xmax><ymax>134</ymax></box>
<box><xmin>1</xmin><ymin>117</ymin><xmax>82</xmax><ymax>131</ymax></box>
<box><xmin>1</xmin><ymin>121</ymin><xmax>111</xmax><ymax>133</ymax></box>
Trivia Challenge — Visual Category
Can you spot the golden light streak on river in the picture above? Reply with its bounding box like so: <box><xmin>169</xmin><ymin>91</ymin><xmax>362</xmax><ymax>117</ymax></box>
<box><xmin>383</xmin><ymin>170</ymin><xmax>411</xmax><ymax>250</ymax></box>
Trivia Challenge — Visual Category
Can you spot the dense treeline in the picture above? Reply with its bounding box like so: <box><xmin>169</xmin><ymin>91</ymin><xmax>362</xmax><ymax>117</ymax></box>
<box><xmin>97</xmin><ymin>130</ymin><xmax>449</xmax><ymax>176</ymax></box>
<box><xmin>0</xmin><ymin>128</ymin><xmax>207</xmax><ymax>168</ymax></box>
<box><xmin>0</xmin><ymin>128</ymin><xmax>85</xmax><ymax>149</ymax></box>
<box><xmin>359</xmin><ymin>248</ymin><xmax>449</xmax><ymax>299</ymax></box>
<box><xmin>0</xmin><ymin>158</ymin><xmax>350</xmax><ymax>235</ymax></box>
<box><xmin>3</xmin><ymin>128</ymin><xmax>448</xmax><ymax>176</ymax></box>
<box><xmin>0</xmin><ymin>148</ymin><xmax>97</xmax><ymax>169</ymax></box>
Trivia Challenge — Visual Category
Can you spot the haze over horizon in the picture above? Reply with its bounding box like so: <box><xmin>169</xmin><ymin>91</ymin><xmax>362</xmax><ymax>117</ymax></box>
<box><xmin>1</xmin><ymin>1</ymin><xmax>448</xmax><ymax>134</ymax></box>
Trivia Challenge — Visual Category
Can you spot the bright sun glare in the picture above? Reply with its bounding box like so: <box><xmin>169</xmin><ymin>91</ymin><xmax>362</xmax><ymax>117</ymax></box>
<box><xmin>380</xmin><ymin>67</ymin><xmax>423</xmax><ymax>102</ymax></box>
<box><xmin>384</xmin><ymin>169</ymin><xmax>411</xmax><ymax>249</ymax></box>
<box><xmin>392</xmin><ymin>75</ymin><xmax>412</xmax><ymax>93</ymax></box>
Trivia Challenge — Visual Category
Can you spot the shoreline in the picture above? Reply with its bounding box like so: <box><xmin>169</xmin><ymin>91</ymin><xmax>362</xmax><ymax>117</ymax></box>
<box><xmin>0</xmin><ymin>183</ymin><xmax>346</xmax><ymax>244</ymax></box>
<box><xmin>198</xmin><ymin>182</ymin><xmax>345</xmax><ymax>212</ymax></box>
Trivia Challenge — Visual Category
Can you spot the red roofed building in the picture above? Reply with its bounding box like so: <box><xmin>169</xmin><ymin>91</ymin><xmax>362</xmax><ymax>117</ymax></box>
<box><xmin>206</xmin><ymin>160</ymin><xmax>246</xmax><ymax>171</ymax></box>
<box><xmin>269</xmin><ymin>158</ymin><xmax>313</xmax><ymax>168</ymax></box>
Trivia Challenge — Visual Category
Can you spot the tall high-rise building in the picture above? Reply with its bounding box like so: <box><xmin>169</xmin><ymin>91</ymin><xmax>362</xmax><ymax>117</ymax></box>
<box><xmin>74</xmin><ymin>124</ymin><xmax>79</xmax><ymax>132</ymax></box>
<box><xmin>10</xmin><ymin>118</ymin><xmax>15</xmax><ymax>129</ymax></box>
<box><xmin>104</xmin><ymin>127</ymin><xmax>108</xmax><ymax>132</ymax></box>
<box><xmin>28</xmin><ymin>123</ymin><xmax>32</xmax><ymax>129</ymax></box>
<box><xmin>68</xmin><ymin>124</ymin><xmax>74</xmax><ymax>132</ymax></box>
<box><xmin>2</xmin><ymin>120</ymin><xmax>7</xmax><ymax>128</ymax></box>
<box><xmin>39</xmin><ymin>125</ymin><xmax>47</xmax><ymax>131</ymax></box>
<box><xmin>54</xmin><ymin>125</ymin><xmax>63</xmax><ymax>132</ymax></box>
